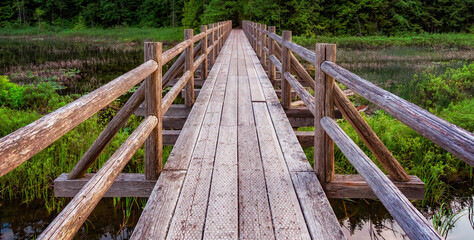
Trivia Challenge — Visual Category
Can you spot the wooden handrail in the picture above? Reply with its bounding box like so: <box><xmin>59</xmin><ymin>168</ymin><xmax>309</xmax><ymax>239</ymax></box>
<box><xmin>0</xmin><ymin>60</ymin><xmax>157</xmax><ymax>177</ymax></box>
<box><xmin>38</xmin><ymin>116</ymin><xmax>158</xmax><ymax>240</ymax></box>
<box><xmin>320</xmin><ymin>116</ymin><xmax>441</xmax><ymax>240</ymax></box>
<box><xmin>321</xmin><ymin>61</ymin><xmax>474</xmax><ymax>166</ymax></box>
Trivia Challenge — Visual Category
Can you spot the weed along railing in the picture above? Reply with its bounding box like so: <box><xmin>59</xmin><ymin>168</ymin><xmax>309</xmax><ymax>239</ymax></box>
<box><xmin>0</xmin><ymin>20</ymin><xmax>231</xmax><ymax>239</ymax></box>
<box><xmin>243</xmin><ymin>20</ymin><xmax>474</xmax><ymax>240</ymax></box>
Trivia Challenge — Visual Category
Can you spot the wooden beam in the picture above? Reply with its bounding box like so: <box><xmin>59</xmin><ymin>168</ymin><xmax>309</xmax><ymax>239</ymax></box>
<box><xmin>184</xmin><ymin>29</ymin><xmax>194</xmax><ymax>107</ymax></box>
<box><xmin>39</xmin><ymin>116</ymin><xmax>157</xmax><ymax>240</ymax></box>
<box><xmin>314</xmin><ymin>43</ymin><xmax>336</xmax><ymax>182</ymax></box>
<box><xmin>320</xmin><ymin>116</ymin><xmax>441</xmax><ymax>240</ymax></box>
<box><xmin>281</xmin><ymin>31</ymin><xmax>292</xmax><ymax>109</ymax></box>
<box><xmin>144</xmin><ymin>42</ymin><xmax>163</xmax><ymax>180</ymax></box>
<box><xmin>323</xmin><ymin>174</ymin><xmax>424</xmax><ymax>200</ymax></box>
<box><xmin>201</xmin><ymin>25</ymin><xmax>208</xmax><ymax>80</ymax></box>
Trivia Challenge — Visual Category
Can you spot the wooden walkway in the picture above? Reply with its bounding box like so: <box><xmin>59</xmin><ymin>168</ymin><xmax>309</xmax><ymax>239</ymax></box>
<box><xmin>131</xmin><ymin>29</ymin><xmax>345</xmax><ymax>239</ymax></box>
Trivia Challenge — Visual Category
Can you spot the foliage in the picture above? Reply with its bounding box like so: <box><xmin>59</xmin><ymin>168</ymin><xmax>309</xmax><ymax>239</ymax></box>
<box><xmin>0</xmin><ymin>0</ymin><xmax>472</xmax><ymax>36</ymax></box>
<box><xmin>0</xmin><ymin>75</ymin><xmax>72</xmax><ymax>112</ymax></box>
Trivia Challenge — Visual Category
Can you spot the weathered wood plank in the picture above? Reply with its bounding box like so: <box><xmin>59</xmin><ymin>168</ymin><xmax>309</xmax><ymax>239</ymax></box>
<box><xmin>322</xmin><ymin>61</ymin><xmax>474</xmax><ymax>166</ymax></box>
<box><xmin>55</xmin><ymin>173</ymin><xmax>156</xmax><ymax>197</ymax></box>
<box><xmin>320</xmin><ymin>116</ymin><xmax>441</xmax><ymax>240</ymax></box>
<box><xmin>39</xmin><ymin>116</ymin><xmax>157</xmax><ymax>240</ymax></box>
<box><xmin>290</xmin><ymin>172</ymin><xmax>346</xmax><ymax>239</ymax></box>
<box><xmin>323</xmin><ymin>174</ymin><xmax>424</xmax><ymax>199</ymax></box>
<box><xmin>253</xmin><ymin>102</ymin><xmax>311</xmax><ymax>239</ymax></box>
<box><xmin>130</xmin><ymin>170</ymin><xmax>186</xmax><ymax>240</ymax></box>
<box><xmin>0</xmin><ymin>60</ymin><xmax>157</xmax><ymax>177</ymax></box>
<box><xmin>244</xmin><ymin>35</ymin><xmax>312</xmax><ymax>172</ymax></box>
<box><xmin>204</xmin><ymin>74</ymin><xmax>238</xmax><ymax>239</ymax></box>
<box><xmin>237</xmin><ymin>42</ymin><xmax>274</xmax><ymax>239</ymax></box>
<box><xmin>281</xmin><ymin>31</ymin><xmax>292</xmax><ymax>109</ymax></box>
<box><xmin>184</xmin><ymin>29</ymin><xmax>195</xmax><ymax>107</ymax></box>
<box><xmin>166</xmin><ymin>32</ymin><xmax>230</xmax><ymax>239</ymax></box>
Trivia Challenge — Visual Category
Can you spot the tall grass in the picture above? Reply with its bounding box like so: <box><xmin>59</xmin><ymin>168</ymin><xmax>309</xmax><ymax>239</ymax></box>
<box><xmin>0</xmin><ymin>26</ymin><xmax>184</xmax><ymax>43</ymax></box>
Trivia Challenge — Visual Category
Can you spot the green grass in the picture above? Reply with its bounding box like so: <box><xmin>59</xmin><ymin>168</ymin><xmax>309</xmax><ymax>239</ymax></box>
<box><xmin>293</xmin><ymin>33</ymin><xmax>474</xmax><ymax>49</ymax></box>
<box><xmin>0</xmin><ymin>26</ymin><xmax>184</xmax><ymax>43</ymax></box>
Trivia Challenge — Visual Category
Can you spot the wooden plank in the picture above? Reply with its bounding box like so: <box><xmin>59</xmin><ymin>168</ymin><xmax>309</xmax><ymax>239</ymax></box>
<box><xmin>243</xmin><ymin>32</ymin><xmax>266</xmax><ymax>102</ymax></box>
<box><xmin>130</xmin><ymin>170</ymin><xmax>186</xmax><ymax>239</ymax></box>
<box><xmin>268</xmin><ymin>26</ymin><xmax>276</xmax><ymax>84</ymax></box>
<box><xmin>144</xmin><ymin>42</ymin><xmax>163</xmax><ymax>180</ymax></box>
<box><xmin>0</xmin><ymin>60</ymin><xmax>157</xmax><ymax>177</ymax></box>
<box><xmin>320</xmin><ymin>117</ymin><xmax>441</xmax><ymax>240</ymax></box>
<box><xmin>163</xmin><ymin>130</ymin><xmax>180</xmax><ymax>145</ymax></box>
<box><xmin>322</xmin><ymin>61</ymin><xmax>474</xmax><ymax>166</ymax></box>
<box><xmin>39</xmin><ymin>116</ymin><xmax>157</xmax><ymax>240</ymax></box>
<box><xmin>244</xmin><ymin>35</ymin><xmax>312</xmax><ymax>172</ymax></box>
<box><xmin>163</xmin><ymin>32</ymin><xmax>232</xmax><ymax>171</ymax></box>
<box><xmin>253</xmin><ymin>102</ymin><xmax>311</xmax><ymax>239</ymax></box>
<box><xmin>204</xmin><ymin>74</ymin><xmax>238</xmax><ymax>239</ymax></box>
<box><xmin>323</xmin><ymin>174</ymin><xmax>424</xmax><ymax>200</ymax></box>
<box><xmin>55</xmin><ymin>173</ymin><xmax>156</xmax><ymax>197</ymax></box>
<box><xmin>290</xmin><ymin>172</ymin><xmax>346</xmax><ymax>239</ymax></box>
<box><xmin>166</xmin><ymin>32</ymin><xmax>230</xmax><ymax>239</ymax></box>
<box><xmin>237</xmin><ymin>42</ymin><xmax>274</xmax><ymax>239</ymax></box>
<box><xmin>295</xmin><ymin>131</ymin><xmax>314</xmax><ymax>147</ymax></box>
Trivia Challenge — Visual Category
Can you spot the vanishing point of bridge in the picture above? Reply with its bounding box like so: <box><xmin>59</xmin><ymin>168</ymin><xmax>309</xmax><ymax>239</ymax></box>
<box><xmin>1</xmin><ymin>20</ymin><xmax>473</xmax><ymax>239</ymax></box>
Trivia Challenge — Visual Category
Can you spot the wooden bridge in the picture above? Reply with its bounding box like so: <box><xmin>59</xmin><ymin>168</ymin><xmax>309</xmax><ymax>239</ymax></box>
<box><xmin>0</xmin><ymin>20</ymin><xmax>473</xmax><ymax>239</ymax></box>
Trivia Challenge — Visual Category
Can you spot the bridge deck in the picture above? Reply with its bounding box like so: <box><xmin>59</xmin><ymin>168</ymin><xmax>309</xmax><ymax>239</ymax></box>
<box><xmin>132</xmin><ymin>30</ymin><xmax>345</xmax><ymax>239</ymax></box>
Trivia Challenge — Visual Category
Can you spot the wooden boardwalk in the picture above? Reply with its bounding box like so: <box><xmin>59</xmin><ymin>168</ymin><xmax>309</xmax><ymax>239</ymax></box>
<box><xmin>131</xmin><ymin>29</ymin><xmax>345</xmax><ymax>239</ymax></box>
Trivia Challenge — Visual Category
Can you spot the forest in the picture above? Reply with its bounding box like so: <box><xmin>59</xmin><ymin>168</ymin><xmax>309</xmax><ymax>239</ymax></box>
<box><xmin>0</xmin><ymin>0</ymin><xmax>473</xmax><ymax>36</ymax></box>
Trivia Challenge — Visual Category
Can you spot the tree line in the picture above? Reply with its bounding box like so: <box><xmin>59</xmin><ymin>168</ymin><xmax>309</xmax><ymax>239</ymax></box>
<box><xmin>0</xmin><ymin>0</ymin><xmax>472</xmax><ymax>36</ymax></box>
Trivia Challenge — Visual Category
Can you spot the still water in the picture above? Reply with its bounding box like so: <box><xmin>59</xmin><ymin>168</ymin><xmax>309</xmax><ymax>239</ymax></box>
<box><xmin>0</xmin><ymin>37</ymin><xmax>473</xmax><ymax>239</ymax></box>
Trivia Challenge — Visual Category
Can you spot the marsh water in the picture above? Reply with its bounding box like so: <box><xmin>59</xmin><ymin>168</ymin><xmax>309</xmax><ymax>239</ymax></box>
<box><xmin>0</xmin><ymin>37</ymin><xmax>473</xmax><ymax>239</ymax></box>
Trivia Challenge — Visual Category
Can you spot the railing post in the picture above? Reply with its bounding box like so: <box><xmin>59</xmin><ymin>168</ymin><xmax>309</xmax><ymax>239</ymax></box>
<box><xmin>201</xmin><ymin>25</ymin><xmax>208</xmax><ymax>80</ymax></box>
<box><xmin>144</xmin><ymin>42</ymin><xmax>163</xmax><ymax>180</ymax></box>
<box><xmin>314</xmin><ymin>43</ymin><xmax>336</xmax><ymax>182</ymax></box>
<box><xmin>184</xmin><ymin>29</ymin><xmax>194</xmax><ymax>107</ymax></box>
<box><xmin>256</xmin><ymin>23</ymin><xmax>262</xmax><ymax>60</ymax></box>
<box><xmin>268</xmin><ymin>26</ymin><xmax>276</xmax><ymax>85</ymax></box>
<box><xmin>261</xmin><ymin>24</ymin><xmax>267</xmax><ymax>68</ymax></box>
<box><xmin>281</xmin><ymin>31</ymin><xmax>292</xmax><ymax>109</ymax></box>
<box><xmin>252</xmin><ymin>22</ymin><xmax>256</xmax><ymax>50</ymax></box>
<box><xmin>209</xmin><ymin>23</ymin><xmax>215</xmax><ymax>66</ymax></box>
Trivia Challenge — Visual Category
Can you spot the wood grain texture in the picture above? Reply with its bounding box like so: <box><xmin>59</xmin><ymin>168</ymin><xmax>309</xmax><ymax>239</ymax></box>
<box><xmin>323</xmin><ymin>174</ymin><xmax>424</xmax><ymax>199</ymax></box>
<box><xmin>184</xmin><ymin>29</ymin><xmax>194</xmax><ymax>107</ymax></box>
<box><xmin>39</xmin><ymin>116</ymin><xmax>157</xmax><ymax>240</ymax></box>
<box><xmin>0</xmin><ymin>60</ymin><xmax>157</xmax><ymax>177</ymax></box>
<box><xmin>201</xmin><ymin>25</ymin><xmax>208</xmax><ymax>80</ymax></box>
<box><xmin>334</xmin><ymin>85</ymin><xmax>410</xmax><ymax>182</ymax></box>
<box><xmin>322</xmin><ymin>61</ymin><xmax>474</xmax><ymax>166</ymax></box>
<box><xmin>284</xmin><ymin>41</ymin><xmax>316</xmax><ymax>64</ymax></box>
<box><xmin>145</xmin><ymin>42</ymin><xmax>163</xmax><ymax>180</ymax></box>
<box><xmin>268</xmin><ymin>26</ymin><xmax>276</xmax><ymax>84</ymax></box>
<box><xmin>320</xmin><ymin>116</ymin><xmax>441</xmax><ymax>240</ymax></box>
<box><xmin>68</xmin><ymin>84</ymin><xmax>146</xmax><ymax>180</ymax></box>
<box><xmin>281</xmin><ymin>31</ymin><xmax>292</xmax><ymax>109</ymax></box>
<box><xmin>55</xmin><ymin>173</ymin><xmax>156</xmax><ymax>197</ymax></box>
<box><xmin>290</xmin><ymin>172</ymin><xmax>346</xmax><ymax>239</ymax></box>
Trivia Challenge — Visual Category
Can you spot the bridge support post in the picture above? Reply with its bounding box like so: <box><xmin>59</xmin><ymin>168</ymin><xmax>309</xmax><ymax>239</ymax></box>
<box><xmin>261</xmin><ymin>24</ymin><xmax>267</xmax><ymax>69</ymax></box>
<box><xmin>256</xmin><ymin>23</ymin><xmax>262</xmax><ymax>61</ymax></box>
<box><xmin>144</xmin><ymin>42</ymin><xmax>163</xmax><ymax>180</ymax></box>
<box><xmin>184</xmin><ymin>29</ymin><xmax>194</xmax><ymax>107</ymax></box>
<box><xmin>201</xmin><ymin>25</ymin><xmax>208</xmax><ymax>80</ymax></box>
<box><xmin>209</xmin><ymin>23</ymin><xmax>215</xmax><ymax>66</ymax></box>
<box><xmin>281</xmin><ymin>30</ymin><xmax>292</xmax><ymax>110</ymax></box>
<box><xmin>268</xmin><ymin>26</ymin><xmax>276</xmax><ymax>85</ymax></box>
<box><xmin>314</xmin><ymin>43</ymin><xmax>336</xmax><ymax>183</ymax></box>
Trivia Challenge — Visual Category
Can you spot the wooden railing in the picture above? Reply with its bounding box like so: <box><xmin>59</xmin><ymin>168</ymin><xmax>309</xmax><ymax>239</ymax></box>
<box><xmin>0</xmin><ymin>20</ymin><xmax>231</xmax><ymax>239</ymax></box>
<box><xmin>243</xmin><ymin>20</ymin><xmax>473</xmax><ymax>240</ymax></box>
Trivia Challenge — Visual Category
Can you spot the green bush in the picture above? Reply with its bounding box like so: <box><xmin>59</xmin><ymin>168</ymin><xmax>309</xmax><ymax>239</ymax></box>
<box><xmin>0</xmin><ymin>75</ymin><xmax>72</xmax><ymax>112</ymax></box>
